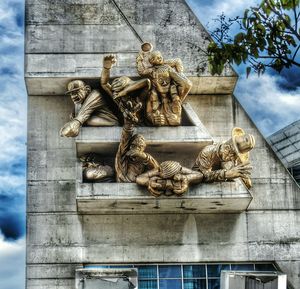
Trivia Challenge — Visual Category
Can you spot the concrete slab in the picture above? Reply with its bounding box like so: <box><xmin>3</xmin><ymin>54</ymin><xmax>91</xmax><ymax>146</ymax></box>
<box><xmin>75</xmin><ymin>103</ymin><xmax>213</xmax><ymax>162</ymax></box>
<box><xmin>76</xmin><ymin>180</ymin><xmax>252</xmax><ymax>214</ymax></box>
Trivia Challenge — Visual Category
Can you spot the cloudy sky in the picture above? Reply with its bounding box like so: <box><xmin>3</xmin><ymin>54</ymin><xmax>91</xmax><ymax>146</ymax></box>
<box><xmin>0</xmin><ymin>0</ymin><xmax>299</xmax><ymax>288</ymax></box>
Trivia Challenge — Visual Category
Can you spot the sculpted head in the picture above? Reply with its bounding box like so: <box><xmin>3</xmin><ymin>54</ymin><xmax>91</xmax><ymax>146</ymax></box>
<box><xmin>83</xmin><ymin>164</ymin><xmax>113</xmax><ymax>181</ymax></box>
<box><xmin>235</xmin><ymin>134</ymin><xmax>255</xmax><ymax>154</ymax></box>
<box><xmin>149</xmin><ymin>51</ymin><xmax>164</xmax><ymax>66</ymax></box>
<box><xmin>231</xmin><ymin>127</ymin><xmax>255</xmax><ymax>163</ymax></box>
<box><xmin>159</xmin><ymin>161</ymin><xmax>182</xmax><ymax>179</ymax></box>
<box><xmin>66</xmin><ymin>80</ymin><xmax>91</xmax><ymax>104</ymax></box>
<box><xmin>130</xmin><ymin>134</ymin><xmax>146</xmax><ymax>152</ymax></box>
<box><xmin>111</xmin><ymin>76</ymin><xmax>131</xmax><ymax>93</ymax></box>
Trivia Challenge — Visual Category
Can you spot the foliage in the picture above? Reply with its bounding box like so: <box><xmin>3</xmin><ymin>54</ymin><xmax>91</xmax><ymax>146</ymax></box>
<box><xmin>207</xmin><ymin>0</ymin><xmax>300</xmax><ymax>76</ymax></box>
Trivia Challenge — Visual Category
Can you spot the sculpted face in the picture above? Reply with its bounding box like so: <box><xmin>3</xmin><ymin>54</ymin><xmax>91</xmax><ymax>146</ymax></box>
<box><xmin>131</xmin><ymin>135</ymin><xmax>146</xmax><ymax>152</ymax></box>
<box><xmin>70</xmin><ymin>87</ymin><xmax>88</xmax><ymax>104</ymax></box>
<box><xmin>235</xmin><ymin>134</ymin><xmax>255</xmax><ymax>154</ymax></box>
<box><xmin>149</xmin><ymin>51</ymin><xmax>164</xmax><ymax>65</ymax></box>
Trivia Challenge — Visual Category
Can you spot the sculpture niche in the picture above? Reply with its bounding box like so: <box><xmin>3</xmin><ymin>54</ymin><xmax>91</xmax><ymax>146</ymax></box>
<box><xmin>60</xmin><ymin>42</ymin><xmax>193</xmax><ymax>138</ymax></box>
<box><xmin>60</xmin><ymin>54</ymin><xmax>151</xmax><ymax>137</ymax></box>
<box><xmin>78</xmin><ymin>101</ymin><xmax>255</xmax><ymax>195</ymax></box>
<box><xmin>59</xmin><ymin>44</ymin><xmax>256</xmax><ymax>196</ymax></box>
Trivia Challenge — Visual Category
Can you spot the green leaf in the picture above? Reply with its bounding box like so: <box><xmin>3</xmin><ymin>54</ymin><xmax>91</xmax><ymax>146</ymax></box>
<box><xmin>234</xmin><ymin>32</ymin><xmax>245</xmax><ymax>44</ymax></box>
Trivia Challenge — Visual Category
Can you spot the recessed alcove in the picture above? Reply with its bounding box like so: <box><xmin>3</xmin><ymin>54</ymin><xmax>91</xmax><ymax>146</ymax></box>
<box><xmin>75</xmin><ymin>101</ymin><xmax>253</xmax><ymax>213</ymax></box>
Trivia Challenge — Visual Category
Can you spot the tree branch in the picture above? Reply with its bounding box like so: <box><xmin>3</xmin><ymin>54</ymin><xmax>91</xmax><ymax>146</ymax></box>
<box><xmin>266</xmin><ymin>0</ymin><xmax>300</xmax><ymax>41</ymax></box>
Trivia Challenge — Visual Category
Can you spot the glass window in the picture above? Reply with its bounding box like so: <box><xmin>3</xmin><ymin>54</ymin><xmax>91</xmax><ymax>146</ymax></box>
<box><xmin>159</xmin><ymin>265</ymin><xmax>181</xmax><ymax>278</ymax></box>
<box><xmin>255</xmin><ymin>263</ymin><xmax>276</xmax><ymax>271</ymax></box>
<box><xmin>231</xmin><ymin>264</ymin><xmax>254</xmax><ymax>271</ymax></box>
<box><xmin>184</xmin><ymin>279</ymin><xmax>206</xmax><ymax>289</ymax></box>
<box><xmin>183</xmin><ymin>265</ymin><xmax>206</xmax><ymax>278</ymax></box>
<box><xmin>207</xmin><ymin>278</ymin><xmax>220</xmax><ymax>289</ymax></box>
<box><xmin>137</xmin><ymin>266</ymin><xmax>157</xmax><ymax>279</ymax></box>
<box><xmin>159</xmin><ymin>279</ymin><xmax>182</xmax><ymax>289</ymax></box>
<box><xmin>139</xmin><ymin>280</ymin><xmax>157</xmax><ymax>289</ymax></box>
<box><xmin>207</xmin><ymin>264</ymin><xmax>230</xmax><ymax>277</ymax></box>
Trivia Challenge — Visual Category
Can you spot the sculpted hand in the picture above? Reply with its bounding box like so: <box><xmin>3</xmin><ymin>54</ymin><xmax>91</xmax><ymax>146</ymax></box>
<box><xmin>121</xmin><ymin>101</ymin><xmax>142</xmax><ymax>123</ymax></box>
<box><xmin>60</xmin><ymin>119</ymin><xmax>81</xmax><ymax>137</ymax></box>
<box><xmin>103</xmin><ymin>54</ymin><xmax>117</xmax><ymax>69</ymax></box>
<box><xmin>225</xmin><ymin>163</ymin><xmax>252</xmax><ymax>180</ymax></box>
<box><xmin>153</xmin><ymin>111</ymin><xmax>166</xmax><ymax>126</ymax></box>
<box><xmin>173</xmin><ymin>177</ymin><xmax>189</xmax><ymax>195</ymax></box>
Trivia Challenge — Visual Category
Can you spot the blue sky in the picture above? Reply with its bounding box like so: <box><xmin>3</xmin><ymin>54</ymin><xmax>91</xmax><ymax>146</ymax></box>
<box><xmin>0</xmin><ymin>0</ymin><xmax>299</xmax><ymax>288</ymax></box>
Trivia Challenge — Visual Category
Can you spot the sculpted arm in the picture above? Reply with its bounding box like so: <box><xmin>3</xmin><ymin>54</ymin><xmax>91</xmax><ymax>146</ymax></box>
<box><xmin>193</xmin><ymin>146</ymin><xmax>227</xmax><ymax>182</ymax></box>
<box><xmin>169</xmin><ymin>69</ymin><xmax>192</xmax><ymax>102</ymax></box>
<box><xmin>100</xmin><ymin>55</ymin><xmax>116</xmax><ymax>98</ymax></box>
<box><xmin>136</xmin><ymin>53</ymin><xmax>153</xmax><ymax>76</ymax></box>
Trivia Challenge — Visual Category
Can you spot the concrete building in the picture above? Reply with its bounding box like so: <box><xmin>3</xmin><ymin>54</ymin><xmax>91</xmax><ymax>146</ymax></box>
<box><xmin>25</xmin><ymin>1</ymin><xmax>300</xmax><ymax>289</ymax></box>
<box><xmin>268</xmin><ymin>120</ymin><xmax>300</xmax><ymax>186</ymax></box>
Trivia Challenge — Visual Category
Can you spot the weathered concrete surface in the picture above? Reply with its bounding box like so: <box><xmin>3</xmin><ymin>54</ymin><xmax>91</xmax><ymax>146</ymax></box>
<box><xmin>27</xmin><ymin>93</ymin><xmax>300</xmax><ymax>289</ymax></box>
<box><xmin>26</xmin><ymin>1</ymin><xmax>300</xmax><ymax>289</ymax></box>
<box><xmin>76</xmin><ymin>181</ymin><xmax>252</xmax><ymax>214</ymax></box>
<box><xmin>25</xmin><ymin>0</ymin><xmax>237</xmax><ymax>95</ymax></box>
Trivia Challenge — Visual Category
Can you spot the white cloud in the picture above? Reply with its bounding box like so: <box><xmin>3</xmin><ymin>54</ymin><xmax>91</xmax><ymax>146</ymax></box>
<box><xmin>187</xmin><ymin>0</ymin><xmax>259</xmax><ymax>26</ymax></box>
<box><xmin>0</xmin><ymin>0</ymin><xmax>26</xmax><ymax>173</ymax></box>
<box><xmin>235</xmin><ymin>74</ymin><xmax>300</xmax><ymax>135</ymax></box>
<box><xmin>0</xmin><ymin>231</ymin><xmax>25</xmax><ymax>289</ymax></box>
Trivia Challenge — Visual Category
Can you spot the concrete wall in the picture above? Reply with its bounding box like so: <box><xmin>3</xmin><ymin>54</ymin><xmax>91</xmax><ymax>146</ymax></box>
<box><xmin>27</xmin><ymin>93</ymin><xmax>300</xmax><ymax>289</ymax></box>
<box><xmin>26</xmin><ymin>1</ymin><xmax>300</xmax><ymax>289</ymax></box>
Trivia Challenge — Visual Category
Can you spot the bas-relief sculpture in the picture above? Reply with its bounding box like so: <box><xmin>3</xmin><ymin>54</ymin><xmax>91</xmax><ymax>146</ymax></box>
<box><xmin>60</xmin><ymin>42</ymin><xmax>256</xmax><ymax>196</ymax></box>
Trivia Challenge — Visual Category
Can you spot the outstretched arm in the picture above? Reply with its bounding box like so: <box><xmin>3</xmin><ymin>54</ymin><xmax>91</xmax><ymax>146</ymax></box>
<box><xmin>100</xmin><ymin>55</ymin><xmax>116</xmax><ymax>98</ymax></box>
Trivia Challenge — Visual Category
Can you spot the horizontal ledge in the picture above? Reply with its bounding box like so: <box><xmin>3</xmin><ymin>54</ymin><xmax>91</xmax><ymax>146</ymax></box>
<box><xmin>76</xmin><ymin>181</ymin><xmax>252</xmax><ymax>214</ymax></box>
<box><xmin>25</xmin><ymin>76</ymin><xmax>238</xmax><ymax>96</ymax></box>
<box><xmin>75</xmin><ymin>103</ymin><xmax>213</xmax><ymax>158</ymax></box>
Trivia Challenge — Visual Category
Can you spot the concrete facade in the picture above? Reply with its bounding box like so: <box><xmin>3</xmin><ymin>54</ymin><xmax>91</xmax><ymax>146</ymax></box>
<box><xmin>26</xmin><ymin>1</ymin><xmax>300</xmax><ymax>289</ymax></box>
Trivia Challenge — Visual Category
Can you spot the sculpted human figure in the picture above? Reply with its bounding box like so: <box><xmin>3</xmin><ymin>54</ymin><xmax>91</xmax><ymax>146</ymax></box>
<box><xmin>136</xmin><ymin>42</ymin><xmax>192</xmax><ymax>126</ymax></box>
<box><xmin>115</xmin><ymin>101</ymin><xmax>159</xmax><ymax>182</ymax></box>
<box><xmin>80</xmin><ymin>153</ymin><xmax>114</xmax><ymax>182</ymax></box>
<box><xmin>193</xmin><ymin>127</ymin><xmax>255</xmax><ymax>189</ymax></box>
<box><xmin>60</xmin><ymin>80</ymin><xmax>119</xmax><ymax>137</ymax></box>
<box><xmin>101</xmin><ymin>54</ymin><xmax>151</xmax><ymax>123</ymax></box>
<box><xmin>136</xmin><ymin>160</ymin><xmax>203</xmax><ymax>197</ymax></box>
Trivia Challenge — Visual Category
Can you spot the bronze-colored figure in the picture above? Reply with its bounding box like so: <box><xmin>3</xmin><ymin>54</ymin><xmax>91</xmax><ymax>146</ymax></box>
<box><xmin>81</xmin><ymin>153</ymin><xmax>114</xmax><ymax>182</ymax></box>
<box><xmin>193</xmin><ymin>127</ymin><xmax>255</xmax><ymax>188</ymax></box>
<box><xmin>136</xmin><ymin>42</ymin><xmax>192</xmax><ymax>126</ymax></box>
<box><xmin>101</xmin><ymin>54</ymin><xmax>151</xmax><ymax>123</ymax></box>
<box><xmin>115</xmin><ymin>102</ymin><xmax>159</xmax><ymax>182</ymax></box>
<box><xmin>60</xmin><ymin>80</ymin><xmax>119</xmax><ymax>137</ymax></box>
<box><xmin>136</xmin><ymin>161</ymin><xmax>203</xmax><ymax>197</ymax></box>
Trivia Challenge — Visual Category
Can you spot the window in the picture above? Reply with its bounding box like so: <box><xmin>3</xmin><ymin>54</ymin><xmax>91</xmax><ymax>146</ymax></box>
<box><xmin>83</xmin><ymin>263</ymin><xmax>277</xmax><ymax>289</ymax></box>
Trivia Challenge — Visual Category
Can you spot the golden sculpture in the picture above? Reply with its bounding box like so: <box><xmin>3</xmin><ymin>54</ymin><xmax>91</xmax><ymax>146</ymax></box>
<box><xmin>115</xmin><ymin>101</ymin><xmax>159</xmax><ymax>182</ymax></box>
<box><xmin>136</xmin><ymin>42</ymin><xmax>192</xmax><ymax>126</ymax></box>
<box><xmin>136</xmin><ymin>161</ymin><xmax>203</xmax><ymax>197</ymax></box>
<box><xmin>60</xmin><ymin>80</ymin><xmax>119</xmax><ymax>137</ymax></box>
<box><xmin>81</xmin><ymin>153</ymin><xmax>114</xmax><ymax>182</ymax></box>
<box><xmin>193</xmin><ymin>127</ymin><xmax>255</xmax><ymax>189</ymax></box>
<box><xmin>101</xmin><ymin>54</ymin><xmax>151</xmax><ymax>124</ymax></box>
